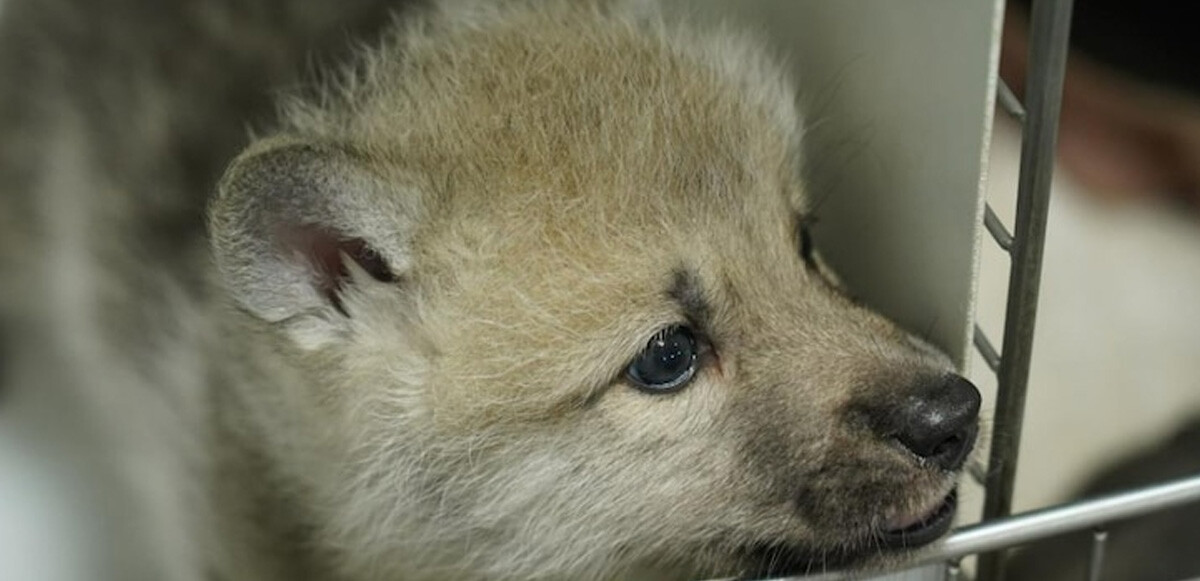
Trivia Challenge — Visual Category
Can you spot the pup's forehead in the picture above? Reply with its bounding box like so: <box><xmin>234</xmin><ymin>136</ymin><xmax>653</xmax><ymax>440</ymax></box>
<box><xmin>332</xmin><ymin>2</ymin><xmax>807</xmax><ymax>216</ymax></box>
<box><xmin>350</xmin><ymin>2</ymin><xmax>812</xmax><ymax>343</ymax></box>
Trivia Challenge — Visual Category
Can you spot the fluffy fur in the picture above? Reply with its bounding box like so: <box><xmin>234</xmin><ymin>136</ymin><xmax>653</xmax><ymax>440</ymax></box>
<box><xmin>0</xmin><ymin>1</ymin><xmax>976</xmax><ymax>579</ymax></box>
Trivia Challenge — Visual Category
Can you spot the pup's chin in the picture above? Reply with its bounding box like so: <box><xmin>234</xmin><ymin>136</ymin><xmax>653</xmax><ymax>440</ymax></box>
<box><xmin>737</xmin><ymin>489</ymin><xmax>959</xmax><ymax>579</ymax></box>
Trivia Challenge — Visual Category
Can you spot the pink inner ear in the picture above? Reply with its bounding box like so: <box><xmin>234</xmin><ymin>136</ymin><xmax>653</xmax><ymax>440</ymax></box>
<box><xmin>276</xmin><ymin>224</ymin><xmax>395</xmax><ymax>315</ymax></box>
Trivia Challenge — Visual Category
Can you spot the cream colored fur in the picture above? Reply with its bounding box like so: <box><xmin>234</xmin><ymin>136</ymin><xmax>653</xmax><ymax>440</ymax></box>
<box><xmin>206</xmin><ymin>2</ymin><xmax>971</xmax><ymax>579</ymax></box>
<box><xmin>1</xmin><ymin>1</ymin><xmax>975</xmax><ymax>579</ymax></box>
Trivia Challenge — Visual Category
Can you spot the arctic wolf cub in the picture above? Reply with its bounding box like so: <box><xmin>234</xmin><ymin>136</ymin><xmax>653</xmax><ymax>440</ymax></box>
<box><xmin>0</xmin><ymin>0</ymin><xmax>980</xmax><ymax>579</ymax></box>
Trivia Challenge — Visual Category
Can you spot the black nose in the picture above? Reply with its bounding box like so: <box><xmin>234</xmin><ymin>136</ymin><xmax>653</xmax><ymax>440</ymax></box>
<box><xmin>874</xmin><ymin>375</ymin><xmax>981</xmax><ymax>471</ymax></box>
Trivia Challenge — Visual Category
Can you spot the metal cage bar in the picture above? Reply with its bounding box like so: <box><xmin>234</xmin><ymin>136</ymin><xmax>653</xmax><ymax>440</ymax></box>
<box><xmin>933</xmin><ymin>473</ymin><xmax>1200</xmax><ymax>564</ymax></box>
<box><xmin>872</xmin><ymin>1</ymin><xmax>1200</xmax><ymax>579</ymax></box>
<box><xmin>761</xmin><ymin>1</ymin><xmax>1200</xmax><ymax>579</ymax></box>
<box><xmin>785</xmin><ymin>474</ymin><xmax>1200</xmax><ymax>580</ymax></box>
<box><xmin>937</xmin><ymin>1</ymin><xmax>1200</xmax><ymax>579</ymax></box>
<box><xmin>974</xmin><ymin>0</ymin><xmax>1074</xmax><ymax>578</ymax></box>
<box><xmin>1085</xmin><ymin>529</ymin><xmax>1107</xmax><ymax>581</ymax></box>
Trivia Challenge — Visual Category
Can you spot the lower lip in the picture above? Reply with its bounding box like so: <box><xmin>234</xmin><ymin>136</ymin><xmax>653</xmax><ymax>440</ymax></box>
<box><xmin>877</xmin><ymin>490</ymin><xmax>958</xmax><ymax>549</ymax></box>
<box><xmin>740</xmin><ymin>490</ymin><xmax>960</xmax><ymax>576</ymax></box>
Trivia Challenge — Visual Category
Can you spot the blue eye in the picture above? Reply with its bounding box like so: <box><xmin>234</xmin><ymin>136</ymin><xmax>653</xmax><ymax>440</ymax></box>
<box><xmin>626</xmin><ymin>326</ymin><xmax>698</xmax><ymax>393</ymax></box>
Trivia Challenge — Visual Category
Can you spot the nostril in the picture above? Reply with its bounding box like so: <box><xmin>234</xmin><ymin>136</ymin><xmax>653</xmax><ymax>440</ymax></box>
<box><xmin>931</xmin><ymin>433</ymin><xmax>962</xmax><ymax>459</ymax></box>
<box><xmin>894</xmin><ymin>423</ymin><xmax>977</xmax><ymax>471</ymax></box>
<box><xmin>917</xmin><ymin>425</ymin><xmax>977</xmax><ymax>471</ymax></box>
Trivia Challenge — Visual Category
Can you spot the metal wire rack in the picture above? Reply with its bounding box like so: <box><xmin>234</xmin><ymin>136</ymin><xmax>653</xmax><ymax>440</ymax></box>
<box><xmin>791</xmin><ymin>0</ymin><xmax>1200</xmax><ymax>579</ymax></box>
<box><xmin>967</xmin><ymin>0</ymin><xmax>1200</xmax><ymax>578</ymax></box>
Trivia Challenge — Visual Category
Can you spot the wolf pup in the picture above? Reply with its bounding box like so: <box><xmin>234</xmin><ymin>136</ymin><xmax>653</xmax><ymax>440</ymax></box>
<box><xmin>0</xmin><ymin>0</ymin><xmax>981</xmax><ymax>579</ymax></box>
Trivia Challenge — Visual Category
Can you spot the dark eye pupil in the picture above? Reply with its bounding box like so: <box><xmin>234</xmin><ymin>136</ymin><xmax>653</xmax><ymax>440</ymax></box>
<box><xmin>627</xmin><ymin>326</ymin><xmax>697</xmax><ymax>392</ymax></box>
<box><xmin>799</xmin><ymin>226</ymin><xmax>816</xmax><ymax>265</ymax></box>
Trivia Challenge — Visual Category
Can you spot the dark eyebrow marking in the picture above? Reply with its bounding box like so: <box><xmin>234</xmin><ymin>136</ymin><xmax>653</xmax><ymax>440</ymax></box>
<box><xmin>668</xmin><ymin>269</ymin><xmax>712</xmax><ymax>330</ymax></box>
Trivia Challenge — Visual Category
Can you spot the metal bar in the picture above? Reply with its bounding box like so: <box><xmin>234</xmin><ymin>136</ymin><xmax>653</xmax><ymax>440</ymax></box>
<box><xmin>984</xmin><ymin>204</ymin><xmax>1015</xmax><ymax>252</ymax></box>
<box><xmin>968</xmin><ymin>460</ymin><xmax>988</xmax><ymax>486</ymax></box>
<box><xmin>922</xmin><ymin>473</ymin><xmax>1200</xmax><ymax>564</ymax></box>
<box><xmin>997</xmin><ymin>79</ymin><xmax>1027</xmax><ymax>122</ymax></box>
<box><xmin>738</xmin><ymin>475</ymin><xmax>1200</xmax><ymax>581</ymax></box>
<box><xmin>1086</xmin><ymin>528</ymin><xmax>1108</xmax><ymax>581</ymax></box>
<box><xmin>973</xmin><ymin>325</ymin><xmax>1001</xmax><ymax>372</ymax></box>
<box><xmin>944</xmin><ymin>561</ymin><xmax>961</xmax><ymax>581</ymax></box>
<box><xmin>977</xmin><ymin>0</ymin><xmax>1074</xmax><ymax>578</ymax></box>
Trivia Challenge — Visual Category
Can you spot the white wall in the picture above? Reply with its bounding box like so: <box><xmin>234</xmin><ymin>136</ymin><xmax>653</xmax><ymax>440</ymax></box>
<box><xmin>667</xmin><ymin>0</ymin><xmax>1003</xmax><ymax>369</ymax></box>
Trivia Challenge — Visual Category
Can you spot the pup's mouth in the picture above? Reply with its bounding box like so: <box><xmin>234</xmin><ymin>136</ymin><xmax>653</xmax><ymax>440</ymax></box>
<box><xmin>738</xmin><ymin>489</ymin><xmax>959</xmax><ymax>578</ymax></box>
<box><xmin>734</xmin><ymin>487</ymin><xmax>960</xmax><ymax>578</ymax></box>
<box><xmin>877</xmin><ymin>489</ymin><xmax>958</xmax><ymax>549</ymax></box>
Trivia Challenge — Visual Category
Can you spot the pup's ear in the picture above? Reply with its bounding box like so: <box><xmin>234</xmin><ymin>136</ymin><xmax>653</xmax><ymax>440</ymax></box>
<box><xmin>209</xmin><ymin>139</ymin><xmax>421</xmax><ymax>346</ymax></box>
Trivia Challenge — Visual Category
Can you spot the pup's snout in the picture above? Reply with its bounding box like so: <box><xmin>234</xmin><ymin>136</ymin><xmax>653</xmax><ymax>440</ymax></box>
<box><xmin>872</xmin><ymin>375</ymin><xmax>981</xmax><ymax>471</ymax></box>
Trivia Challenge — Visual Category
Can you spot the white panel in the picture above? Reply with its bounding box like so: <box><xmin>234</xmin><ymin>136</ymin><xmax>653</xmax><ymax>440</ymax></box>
<box><xmin>666</xmin><ymin>0</ymin><xmax>1003</xmax><ymax>367</ymax></box>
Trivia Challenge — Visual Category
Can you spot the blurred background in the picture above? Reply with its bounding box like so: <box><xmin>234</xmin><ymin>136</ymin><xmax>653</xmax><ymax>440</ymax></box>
<box><xmin>981</xmin><ymin>1</ymin><xmax>1200</xmax><ymax>517</ymax></box>
<box><xmin>981</xmin><ymin>2</ymin><xmax>1200</xmax><ymax>578</ymax></box>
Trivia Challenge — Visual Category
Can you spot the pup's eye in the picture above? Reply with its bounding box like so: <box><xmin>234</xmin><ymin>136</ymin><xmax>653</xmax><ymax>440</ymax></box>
<box><xmin>798</xmin><ymin>224</ymin><xmax>817</xmax><ymax>267</ymax></box>
<box><xmin>626</xmin><ymin>326</ymin><xmax>698</xmax><ymax>393</ymax></box>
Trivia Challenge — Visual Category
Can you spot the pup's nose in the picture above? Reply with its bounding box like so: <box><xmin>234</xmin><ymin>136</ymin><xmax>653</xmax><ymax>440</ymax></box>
<box><xmin>877</xmin><ymin>375</ymin><xmax>981</xmax><ymax>471</ymax></box>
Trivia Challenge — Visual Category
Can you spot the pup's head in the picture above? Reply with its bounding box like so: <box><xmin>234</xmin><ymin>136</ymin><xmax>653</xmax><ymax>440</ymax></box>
<box><xmin>209</xmin><ymin>2</ymin><xmax>980</xmax><ymax>579</ymax></box>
